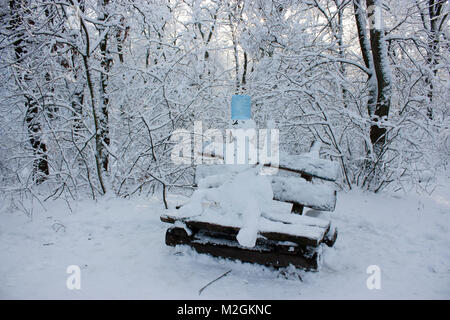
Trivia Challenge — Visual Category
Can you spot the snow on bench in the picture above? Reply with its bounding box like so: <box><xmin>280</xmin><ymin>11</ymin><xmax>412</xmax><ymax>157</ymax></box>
<box><xmin>194</xmin><ymin>164</ymin><xmax>251</xmax><ymax>186</ymax></box>
<box><xmin>161</xmin><ymin>141</ymin><xmax>340</xmax><ymax>270</ymax></box>
<box><xmin>194</xmin><ymin>152</ymin><xmax>340</xmax><ymax>185</ymax></box>
<box><xmin>161</xmin><ymin>211</ymin><xmax>329</xmax><ymax>247</ymax></box>
<box><xmin>271</xmin><ymin>176</ymin><xmax>337</xmax><ymax>212</ymax></box>
<box><xmin>194</xmin><ymin>165</ymin><xmax>337</xmax><ymax>212</ymax></box>
<box><xmin>261</xmin><ymin>211</ymin><xmax>330</xmax><ymax>229</ymax></box>
<box><xmin>274</xmin><ymin>153</ymin><xmax>340</xmax><ymax>182</ymax></box>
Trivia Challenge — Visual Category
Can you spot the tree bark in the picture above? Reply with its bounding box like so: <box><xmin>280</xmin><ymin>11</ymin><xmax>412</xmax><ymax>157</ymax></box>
<box><xmin>425</xmin><ymin>0</ymin><xmax>446</xmax><ymax>119</ymax></box>
<box><xmin>366</xmin><ymin>0</ymin><xmax>392</xmax><ymax>155</ymax></box>
<box><xmin>10</xmin><ymin>0</ymin><xmax>49</xmax><ymax>184</ymax></box>
<box><xmin>98</xmin><ymin>0</ymin><xmax>111</xmax><ymax>173</ymax></box>
<box><xmin>229</xmin><ymin>14</ymin><xmax>240</xmax><ymax>94</ymax></box>
<box><xmin>353</xmin><ymin>0</ymin><xmax>378</xmax><ymax>116</ymax></box>
<box><xmin>78</xmin><ymin>6</ymin><xmax>107</xmax><ymax>194</ymax></box>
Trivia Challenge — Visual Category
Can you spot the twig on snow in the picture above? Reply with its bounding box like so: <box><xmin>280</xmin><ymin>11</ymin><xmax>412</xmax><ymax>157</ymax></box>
<box><xmin>198</xmin><ymin>269</ymin><xmax>232</xmax><ymax>296</ymax></box>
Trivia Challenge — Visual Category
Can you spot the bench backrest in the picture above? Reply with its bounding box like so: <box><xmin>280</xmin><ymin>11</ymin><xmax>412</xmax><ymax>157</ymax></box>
<box><xmin>194</xmin><ymin>141</ymin><xmax>339</xmax><ymax>215</ymax></box>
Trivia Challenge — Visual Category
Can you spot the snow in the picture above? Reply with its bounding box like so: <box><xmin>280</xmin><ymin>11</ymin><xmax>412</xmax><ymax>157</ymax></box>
<box><xmin>262</xmin><ymin>210</ymin><xmax>330</xmax><ymax>229</ymax></box>
<box><xmin>1</xmin><ymin>177</ymin><xmax>449</xmax><ymax>299</ymax></box>
<box><xmin>279</xmin><ymin>152</ymin><xmax>340</xmax><ymax>181</ymax></box>
<box><xmin>180</xmin><ymin>166</ymin><xmax>274</xmax><ymax>247</ymax></box>
<box><xmin>258</xmin><ymin>218</ymin><xmax>325</xmax><ymax>242</ymax></box>
<box><xmin>271</xmin><ymin>176</ymin><xmax>336</xmax><ymax>211</ymax></box>
<box><xmin>196</xmin><ymin>146</ymin><xmax>340</xmax><ymax>183</ymax></box>
<box><xmin>165</xmin><ymin>210</ymin><xmax>326</xmax><ymax>243</ymax></box>
<box><xmin>194</xmin><ymin>164</ymin><xmax>251</xmax><ymax>185</ymax></box>
<box><xmin>231</xmin><ymin>119</ymin><xmax>257</xmax><ymax>129</ymax></box>
<box><xmin>184</xmin><ymin>163</ymin><xmax>333</xmax><ymax>245</ymax></box>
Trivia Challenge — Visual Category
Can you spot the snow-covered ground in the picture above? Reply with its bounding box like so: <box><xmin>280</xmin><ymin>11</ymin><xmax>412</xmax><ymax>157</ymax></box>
<box><xmin>1</xmin><ymin>178</ymin><xmax>449</xmax><ymax>299</ymax></box>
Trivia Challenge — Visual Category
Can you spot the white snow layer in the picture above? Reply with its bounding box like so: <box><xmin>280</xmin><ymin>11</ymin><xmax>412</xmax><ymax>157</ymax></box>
<box><xmin>180</xmin><ymin>166</ymin><xmax>273</xmax><ymax>247</ymax></box>
<box><xmin>271</xmin><ymin>176</ymin><xmax>336</xmax><ymax>211</ymax></box>
<box><xmin>0</xmin><ymin>173</ymin><xmax>449</xmax><ymax>299</ymax></box>
<box><xmin>279</xmin><ymin>152</ymin><xmax>340</xmax><ymax>181</ymax></box>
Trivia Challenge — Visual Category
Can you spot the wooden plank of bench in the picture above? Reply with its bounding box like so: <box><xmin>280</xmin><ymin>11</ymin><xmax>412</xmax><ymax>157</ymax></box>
<box><xmin>163</xmin><ymin>206</ymin><xmax>331</xmax><ymax>230</ymax></box>
<box><xmin>271</xmin><ymin>176</ymin><xmax>336</xmax><ymax>212</ymax></box>
<box><xmin>161</xmin><ymin>213</ymin><xmax>326</xmax><ymax>246</ymax></box>
<box><xmin>262</xmin><ymin>212</ymin><xmax>330</xmax><ymax>230</ymax></box>
<box><xmin>166</xmin><ymin>227</ymin><xmax>320</xmax><ymax>270</ymax></box>
<box><xmin>192</xmin><ymin>167</ymin><xmax>337</xmax><ymax>212</ymax></box>
<box><xmin>277</xmin><ymin>153</ymin><xmax>339</xmax><ymax>182</ymax></box>
<box><xmin>194</xmin><ymin>152</ymin><xmax>339</xmax><ymax>186</ymax></box>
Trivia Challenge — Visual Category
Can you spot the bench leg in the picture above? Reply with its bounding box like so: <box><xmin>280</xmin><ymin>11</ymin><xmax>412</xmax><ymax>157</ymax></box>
<box><xmin>166</xmin><ymin>226</ymin><xmax>192</xmax><ymax>246</ymax></box>
<box><xmin>324</xmin><ymin>227</ymin><xmax>338</xmax><ymax>247</ymax></box>
<box><xmin>291</xmin><ymin>203</ymin><xmax>304</xmax><ymax>214</ymax></box>
<box><xmin>290</xmin><ymin>173</ymin><xmax>312</xmax><ymax>215</ymax></box>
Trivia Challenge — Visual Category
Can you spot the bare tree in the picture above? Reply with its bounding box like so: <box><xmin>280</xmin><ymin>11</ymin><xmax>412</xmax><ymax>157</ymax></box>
<box><xmin>366</xmin><ymin>0</ymin><xmax>392</xmax><ymax>157</ymax></box>
<box><xmin>416</xmin><ymin>0</ymin><xmax>448</xmax><ymax>119</ymax></box>
<box><xmin>9</xmin><ymin>0</ymin><xmax>49</xmax><ymax>184</ymax></box>
<box><xmin>98</xmin><ymin>0</ymin><xmax>112</xmax><ymax>173</ymax></box>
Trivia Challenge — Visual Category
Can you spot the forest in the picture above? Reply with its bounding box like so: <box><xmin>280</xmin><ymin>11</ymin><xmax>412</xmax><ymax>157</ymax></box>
<box><xmin>0</xmin><ymin>0</ymin><xmax>448</xmax><ymax>300</ymax></box>
<box><xmin>0</xmin><ymin>0</ymin><xmax>448</xmax><ymax>208</ymax></box>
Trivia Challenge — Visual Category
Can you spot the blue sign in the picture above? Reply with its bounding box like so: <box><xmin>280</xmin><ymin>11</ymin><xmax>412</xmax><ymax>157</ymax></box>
<box><xmin>231</xmin><ymin>95</ymin><xmax>251</xmax><ymax>120</ymax></box>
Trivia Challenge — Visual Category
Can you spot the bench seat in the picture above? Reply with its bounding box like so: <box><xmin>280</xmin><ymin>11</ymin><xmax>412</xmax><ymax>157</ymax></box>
<box><xmin>166</xmin><ymin>227</ymin><xmax>321</xmax><ymax>270</ymax></box>
<box><xmin>161</xmin><ymin>212</ymin><xmax>330</xmax><ymax>247</ymax></box>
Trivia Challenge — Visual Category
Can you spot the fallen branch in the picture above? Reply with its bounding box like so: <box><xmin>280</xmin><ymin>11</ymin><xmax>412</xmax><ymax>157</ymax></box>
<box><xmin>198</xmin><ymin>269</ymin><xmax>232</xmax><ymax>296</ymax></box>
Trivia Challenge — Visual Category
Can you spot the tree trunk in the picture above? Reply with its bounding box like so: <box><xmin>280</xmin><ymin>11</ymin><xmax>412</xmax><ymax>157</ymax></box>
<box><xmin>335</xmin><ymin>0</ymin><xmax>348</xmax><ymax>108</ymax></box>
<box><xmin>98</xmin><ymin>0</ymin><xmax>111</xmax><ymax>173</ymax></box>
<box><xmin>69</xmin><ymin>1</ymin><xmax>85</xmax><ymax>142</ymax></box>
<box><xmin>25</xmin><ymin>98</ymin><xmax>50</xmax><ymax>183</ymax></box>
<box><xmin>366</xmin><ymin>0</ymin><xmax>391</xmax><ymax>156</ymax></box>
<box><xmin>242</xmin><ymin>51</ymin><xmax>248</xmax><ymax>91</ymax></box>
<box><xmin>353</xmin><ymin>0</ymin><xmax>377</xmax><ymax>116</ymax></box>
<box><xmin>229</xmin><ymin>14</ymin><xmax>240</xmax><ymax>94</ymax></box>
<box><xmin>10</xmin><ymin>0</ymin><xmax>49</xmax><ymax>184</ymax></box>
<box><xmin>425</xmin><ymin>0</ymin><xmax>446</xmax><ymax>119</ymax></box>
<box><xmin>78</xmin><ymin>6</ymin><xmax>107</xmax><ymax>195</ymax></box>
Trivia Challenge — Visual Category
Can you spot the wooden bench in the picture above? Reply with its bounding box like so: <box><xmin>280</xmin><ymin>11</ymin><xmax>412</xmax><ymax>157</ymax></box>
<box><xmin>161</xmin><ymin>142</ymin><xmax>339</xmax><ymax>271</ymax></box>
